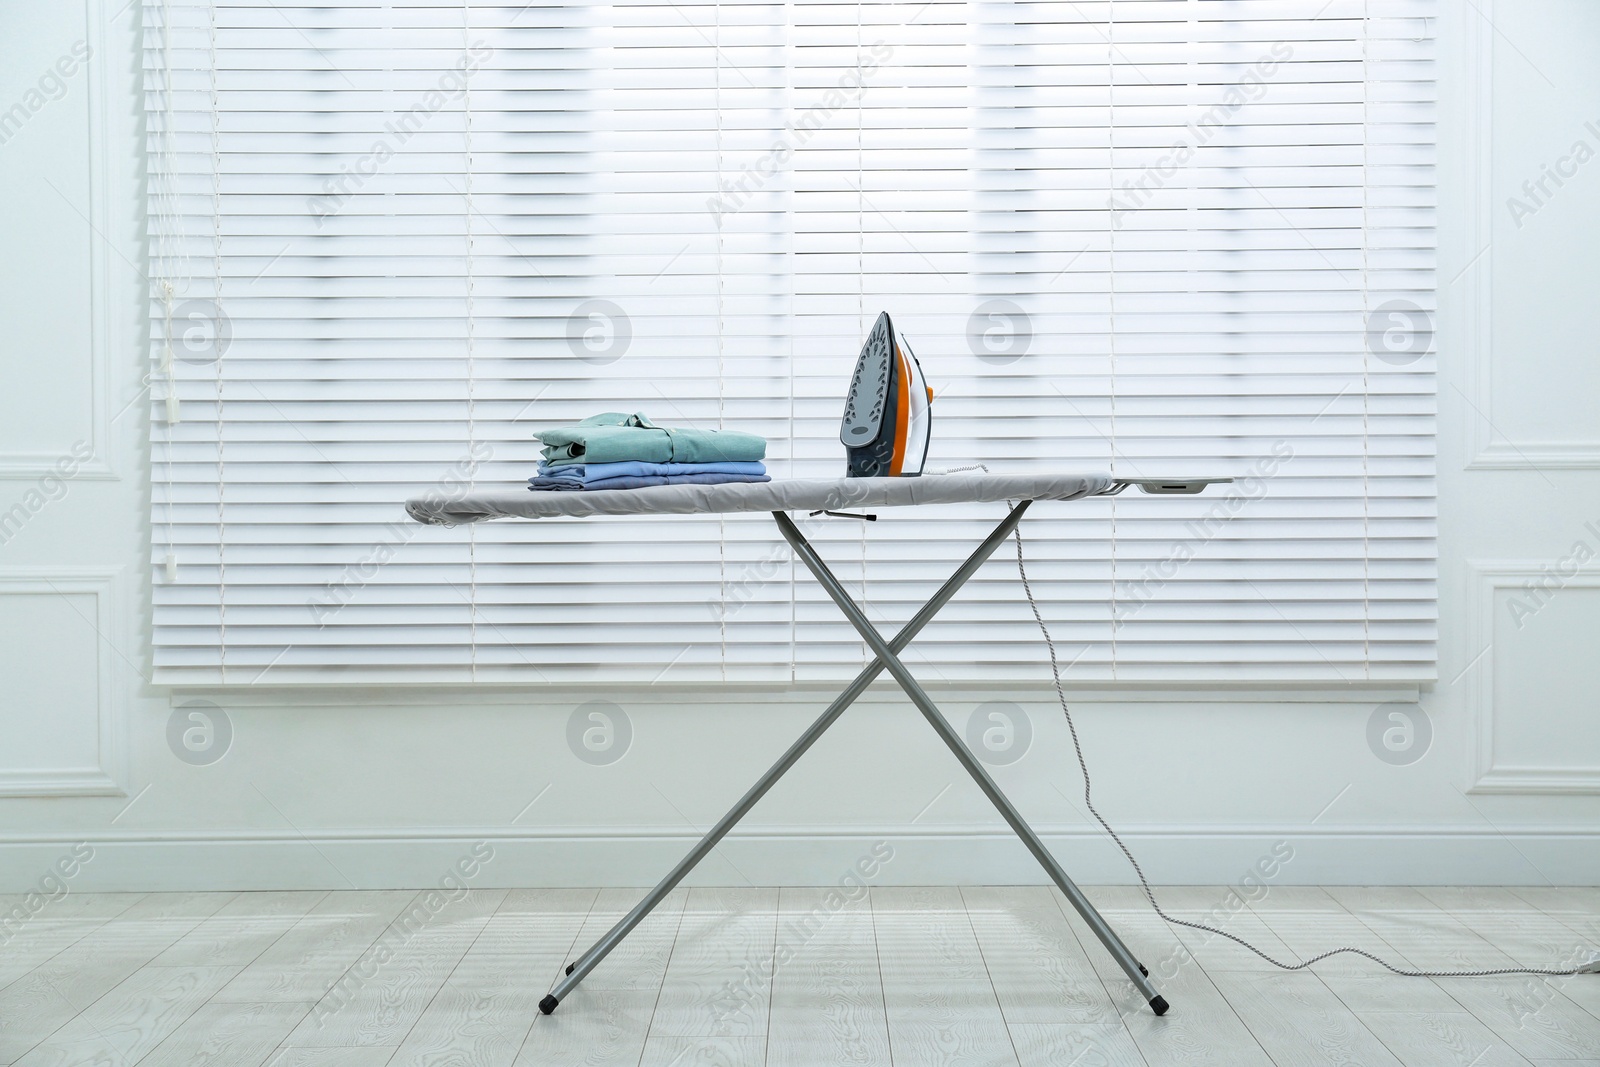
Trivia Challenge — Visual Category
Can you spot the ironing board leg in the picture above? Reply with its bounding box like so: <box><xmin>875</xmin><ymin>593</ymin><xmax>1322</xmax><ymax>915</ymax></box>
<box><xmin>772</xmin><ymin>510</ymin><xmax>1169</xmax><ymax>1017</ymax></box>
<box><xmin>539</xmin><ymin>502</ymin><xmax>1034</xmax><ymax>1015</ymax></box>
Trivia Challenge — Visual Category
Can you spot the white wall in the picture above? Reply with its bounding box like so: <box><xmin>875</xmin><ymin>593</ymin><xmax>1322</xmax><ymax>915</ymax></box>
<box><xmin>1</xmin><ymin>0</ymin><xmax>1596</xmax><ymax>893</ymax></box>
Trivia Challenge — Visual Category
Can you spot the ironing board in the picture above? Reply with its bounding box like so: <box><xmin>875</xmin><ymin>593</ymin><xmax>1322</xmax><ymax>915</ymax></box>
<box><xmin>407</xmin><ymin>472</ymin><xmax>1231</xmax><ymax>1018</ymax></box>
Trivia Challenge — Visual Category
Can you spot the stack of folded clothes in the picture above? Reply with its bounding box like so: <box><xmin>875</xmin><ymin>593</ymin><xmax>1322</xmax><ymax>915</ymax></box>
<box><xmin>530</xmin><ymin>412</ymin><xmax>769</xmax><ymax>492</ymax></box>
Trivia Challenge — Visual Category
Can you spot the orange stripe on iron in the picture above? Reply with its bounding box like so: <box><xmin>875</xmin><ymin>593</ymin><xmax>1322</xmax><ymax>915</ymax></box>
<box><xmin>889</xmin><ymin>342</ymin><xmax>911</xmax><ymax>475</ymax></box>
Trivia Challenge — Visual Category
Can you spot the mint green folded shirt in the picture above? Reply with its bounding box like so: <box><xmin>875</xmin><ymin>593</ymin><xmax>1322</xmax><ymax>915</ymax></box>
<box><xmin>534</xmin><ymin>412</ymin><xmax>767</xmax><ymax>467</ymax></box>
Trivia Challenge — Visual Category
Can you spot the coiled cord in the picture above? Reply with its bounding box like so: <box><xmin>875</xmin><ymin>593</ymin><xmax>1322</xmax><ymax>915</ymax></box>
<box><xmin>1010</xmin><ymin>516</ymin><xmax>1594</xmax><ymax>980</ymax></box>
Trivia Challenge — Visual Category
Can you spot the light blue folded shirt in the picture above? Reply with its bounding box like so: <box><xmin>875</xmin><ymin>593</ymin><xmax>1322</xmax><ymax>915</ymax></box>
<box><xmin>534</xmin><ymin>413</ymin><xmax>767</xmax><ymax>467</ymax></box>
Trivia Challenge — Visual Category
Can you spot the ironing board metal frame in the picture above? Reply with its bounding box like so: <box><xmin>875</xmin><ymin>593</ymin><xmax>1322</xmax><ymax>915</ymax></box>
<box><xmin>535</xmin><ymin>497</ymin><xmax>1173</xmax><ymax>1018</ymax></box>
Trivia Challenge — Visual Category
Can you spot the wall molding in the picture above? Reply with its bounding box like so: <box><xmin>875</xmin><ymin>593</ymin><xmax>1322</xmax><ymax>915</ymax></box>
<box><xmin>1466</xmin><ymin>560</ymin><xmax>1600</xmax><ymax>794</ymax></box>
<box><xmin>1470</xmin><ymin>442</ymin><xmax>1600</xmax><ymax>470</ymax></box>
<box><xmin>1460</xmin><ymin>0</ymin><xmax>1600</xmax><ymax>469</ymax></box>
<box><xmin>2</xmin><ymin>824</ymin><xmax>1597</xmax><ymax>891</ymax></box>
<box><xmin>0</xmin><ymin>0</ymin><xmax>118</xmax><ymax>481</ymax></box>
<box><xmin>0</xmin><ymin>567</ymin><xmax>128</xmax><ymax>797</ymax></box>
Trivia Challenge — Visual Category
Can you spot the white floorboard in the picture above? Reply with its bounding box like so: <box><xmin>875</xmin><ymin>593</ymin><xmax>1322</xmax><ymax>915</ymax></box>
<box><xmin>0</xmin><ymin>885</ymin><xmax>1593</xmax><ymax>1067</ymax></box>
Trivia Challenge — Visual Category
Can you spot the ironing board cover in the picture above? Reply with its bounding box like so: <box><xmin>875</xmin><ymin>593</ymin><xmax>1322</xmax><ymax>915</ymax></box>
<box><xmin>406</xmin><ymin>473</ymin><xmax>1115</xmax><ymax>526</ymax></box>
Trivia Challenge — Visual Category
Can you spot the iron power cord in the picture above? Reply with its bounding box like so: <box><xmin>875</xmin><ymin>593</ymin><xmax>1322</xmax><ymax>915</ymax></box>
<box><xmin>1009</xmin><ymin>513</ymin><xmax>1598</xmax><ymax>980</ymax></box>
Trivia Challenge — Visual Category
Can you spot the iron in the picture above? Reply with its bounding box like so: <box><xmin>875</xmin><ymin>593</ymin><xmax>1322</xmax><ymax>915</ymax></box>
<box><xmin>841</xmin><ymin>311</ymin><xmax>932</xmax><ymax>477</ymax></box>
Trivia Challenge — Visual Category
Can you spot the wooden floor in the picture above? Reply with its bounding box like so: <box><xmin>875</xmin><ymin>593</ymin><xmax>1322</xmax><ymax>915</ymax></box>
<box><xmin>1</xmin><ymin>885</ymin><xmax>1596</xmax><ymax>1066</ymax></box>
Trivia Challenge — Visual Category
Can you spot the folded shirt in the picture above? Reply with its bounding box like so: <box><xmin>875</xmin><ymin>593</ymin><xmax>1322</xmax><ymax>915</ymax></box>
<box><xmin>528</xmin><ymin>472</ymin><xmax>771</xmax><ymax>492</ymax></box>
<box><xmin>534</xmin><ymin>412</ymin><xmax>767</xmax><ymax>467</ymax></box>
<box><xmin>532</xmin><ymin>460</ymin><xmax>768</xmax><ymax>487</ymax></box>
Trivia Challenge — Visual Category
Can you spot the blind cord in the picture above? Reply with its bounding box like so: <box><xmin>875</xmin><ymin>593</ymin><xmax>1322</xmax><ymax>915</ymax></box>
<box><xmin>1011</xmin><ymin>516</ymin><xmax>1596</xmax><ymax>980</ymax></box>
<box><xmin>463</xmin><ymin>0</ymin><xmax>478</xmax><ymax>680</ymax></box>
<box><xmin>714</xmin><ymin>0</ymin><xmax>727</xmax><ymax>678</ymax></box>
<box><xmin>207</xmin><ymin>0</ymin><xmax>226</xmax><ymax>679</ymax></box>
<box><xmin>854</xmin><ymin>0</ymin><xmax>868</xmax><ymax>662</ymax></box>
<box><xmin>1360</xmin><ymin>0</ymin><xmax>1373</xmax><ymax>679</ymax></box>
<box><xmin>1106</xmin><ymin>5</ymin><xmax>1119</xmax><ymax>679</ymax></box>
<box><xmin>154</xmin><ymin>0</ymin><xmax>188</xmax><ymax>583</ymax></box>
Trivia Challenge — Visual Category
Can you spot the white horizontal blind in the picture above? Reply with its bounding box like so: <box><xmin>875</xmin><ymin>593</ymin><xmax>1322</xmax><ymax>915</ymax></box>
<box><xmin>145</xmin><ymin>0</ymin><xmax>1437</xmax><ymax>685</ymax></box>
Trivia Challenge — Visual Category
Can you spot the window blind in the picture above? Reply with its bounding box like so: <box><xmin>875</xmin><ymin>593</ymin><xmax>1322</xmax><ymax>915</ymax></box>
<box><xmin>144</xmin><ymin>0</ymin><xmax>1437</xmax><ymax>685</ymax></box>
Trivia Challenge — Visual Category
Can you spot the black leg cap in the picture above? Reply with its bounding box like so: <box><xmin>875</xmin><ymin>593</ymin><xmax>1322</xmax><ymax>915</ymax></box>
<box><xmin>1138</xmin><ymin>963</ymin><xmax>1149</xmax><ymax>977</ymax></box>
<box><xmin>539</xmin><ymin>994</ymin><xmax>560</xmax><ymax>1015</ymax></box>
<box><xmin>565</xmin><ymin>963</ymin><xmax>575</xmax><ymax>975</ymax></box>
<box><xmin>1149</xmin><ymin>995</ymin><xmax>1169</xmax><ymax>1017</ymax></box>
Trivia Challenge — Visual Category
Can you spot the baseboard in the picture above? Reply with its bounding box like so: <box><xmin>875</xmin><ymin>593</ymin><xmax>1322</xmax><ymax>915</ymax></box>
<box><xmin>2</xmin><ymin>826</ymin><xmax>1596</xmax><ymax>892</ymax></box>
